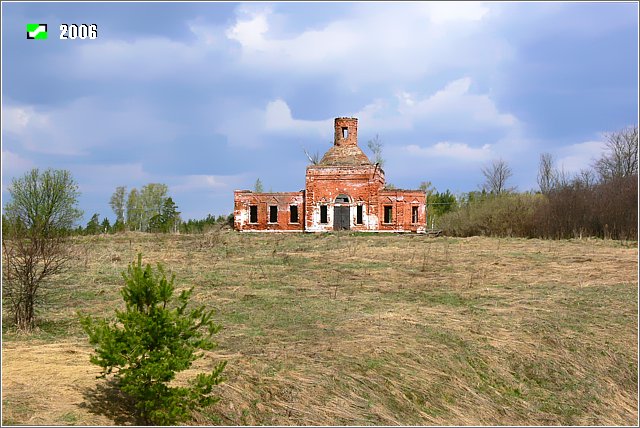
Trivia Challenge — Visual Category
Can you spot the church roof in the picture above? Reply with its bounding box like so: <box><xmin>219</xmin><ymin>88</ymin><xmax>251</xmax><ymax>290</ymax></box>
<box><xmin>319</xmin><ymin>144</ymin><xmax>372</xmax><ymax>166</ymax></box>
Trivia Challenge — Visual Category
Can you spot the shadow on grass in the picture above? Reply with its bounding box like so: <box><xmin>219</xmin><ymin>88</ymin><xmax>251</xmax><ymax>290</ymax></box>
<box><xmin>79</xmin><ymin>378</ymin><xmax>145</xmax><ymax>425</ymax></box>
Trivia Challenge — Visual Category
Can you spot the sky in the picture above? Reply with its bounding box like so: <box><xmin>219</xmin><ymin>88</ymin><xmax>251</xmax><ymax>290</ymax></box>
<box><xmin>2</xmin><ymin>1</ymin><xmax>638</xmax><ymax>223</ymax></box>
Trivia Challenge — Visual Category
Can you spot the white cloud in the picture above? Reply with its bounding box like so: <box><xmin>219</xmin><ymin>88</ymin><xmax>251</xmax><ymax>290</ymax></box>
<box><xmin>1</xmin><ymin>150</ymin><xmax>36</xmax><ymax>180</ymax></box>
<box><xmin>3</xmin><ymin>105</ymin><xmax>81</xmax><ymax>155</ymax></box>
<box><xmin>399</xmin><ymin>77</ymin><xmax>518</xmax><ymax>130</ymax></box>
<box><xmin>45</xmin><ymin>3</ymin><xmax>509</xmax><ymax>89</ymax></box>
<box><xmin>217</xmin><ymin>75</ymin><xmax>521</xmax><ymax>154</ymax></box>
<box><xmin>214</xmin><ymin>98</ymin><xmax>334</xmax><ymax>147</ymax></box>
<box><xmin>2</xmin><ymin>106</ymin><xmax>48</xmax><ymax>134</ymax></box>
<box><xmin>170</xmin><ymin>174</ymin><xmax>229</xmax><ymax>193</ymax></box>
<box><xmin>555</xmin><ymin>140</ymin><xmax>605</xmax><ymax>173</ymax></box>
<box><xmin>3</xmin><ymin>99</ymin><xmax>180</xmax><ymax>156</ymax></box>
<box><xmin>405</xmin><ymin>142</ymin><xmax>493</xmax><ymax>162</ymax></box>
<box><xmin>223</xmin><ymin>3</ymin><xmax>510</xmax><ymax>85</ymax></box>
<box><xmin>59</xmin><ymin>38</ymin><xmax>205</xmax><ymax>81</ymax></box>
<box><xmin>226</xmin><ymin>10</ymin><xmax>270</xmax><ymax>50</ymax></box>
<box><xmin>353</xmin><ymin>77</ymin><xmax>520</xmax><ymax>136</ymax></box>
<box><xmin>428</xmin><ymin>2</ymin><xmax>489</xmax><ymax>24</ymax></box>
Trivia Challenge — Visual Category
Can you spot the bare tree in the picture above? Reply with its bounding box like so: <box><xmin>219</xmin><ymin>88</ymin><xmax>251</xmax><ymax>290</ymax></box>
<box><xmin>574</xmin><ymin>168</ymin><xmax>596</xmax><ymax>188</ymax></box>
<box><xmin>367</xmin><ymin>134</ymin><xmax>384</xmax><ymax>167</ymax></box>
<box><xmin>3</xmin><ymin>169</ymin><xmax>82</xmax><ymax>331</ymax></box>
<box><xmin>537</xmin><ymin>153</ymin><xmax>556</xmax><ymax>194</ymax></box>
<box><xmin>593</xmin><ymin>125</ymin><xmax>638</xmax><ymax>181</ymax></box>
<box><xmin>303</xmin><ymin>147</ymin><xmax>320</xmax><ymax>165</ymax></box>
<box><xmin>481</xmin><ymin>159</ymin><xmax>513</xmax><ymax>194</ymax></box>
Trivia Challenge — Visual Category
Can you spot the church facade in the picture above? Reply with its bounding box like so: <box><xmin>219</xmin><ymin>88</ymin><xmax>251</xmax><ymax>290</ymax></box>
<box><xmin>233</xmin><ymin>117</ymin><xmax>427</xmax><ymax>233</ymax></box>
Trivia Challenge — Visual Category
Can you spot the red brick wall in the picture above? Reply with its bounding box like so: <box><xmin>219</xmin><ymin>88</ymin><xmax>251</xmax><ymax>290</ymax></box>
<box><xmin>334</xmin><ymin>117</ymin><xmax>358</xmax><ymax>147</ymax></box>
<box><xmin>233</xmin><ymin>117</ymin><xmax>428</xmax><ymax>233</ymax></box>
<box><xmin>234</xmin><ymin>191</ymin><xmax>305</xmax><ymax>232</ymax></box>
<box><xmin>378</xmin><ymin>190</ymin><xmax>427</xmax><ymax>233</ymax></box>
<box><xmin>305</xmin><ymin>164</ymin><xmax>386</xmax><ymax>232</ymax></box>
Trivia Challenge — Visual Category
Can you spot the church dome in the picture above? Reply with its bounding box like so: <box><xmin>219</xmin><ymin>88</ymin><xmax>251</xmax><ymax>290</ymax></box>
<box><xmin>319</xmin><ymin>145</ymin><xmax>371</xmax><ymax>165</ymax></box>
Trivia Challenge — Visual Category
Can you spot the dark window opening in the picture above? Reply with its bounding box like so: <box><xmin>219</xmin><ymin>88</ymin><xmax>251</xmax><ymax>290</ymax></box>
<box><xmin>384</xmin><ymin>205</ymin><xmax>393</xmax><ymax>224</ymax></box>
<box><xmin>335</xmin><ymin>194</ymin><xmax>349</xmax><ymax>203</ymax></box>
<box><xmin>356</xmin><ymin>205</ymin><xmax>363</xmax><ymax>224</ymax></box>
<box><xmin>412</xmin><ymin>206</ymin><xmax>419</xmax><ymax>223</ymax></box>
<box><xmin>342</xmin><ymin>127</ymin><xmax>348</xmax><ymax>139</ymax></box>
<box><xmin>249</xmin><ymin>205</ymin><xmax>258</xmax><ymax>223</ymax></box>
<box><xmin>320</xmin><ymin>205</ymin><xmax>328</xmax><ymax>224</ymax></box>
<box><xmin>269</xmin><ymin>205</ymin><xmax>278</xmax><ymax>223</ymax></box>
<box><xmin>290</xmin><ymin>205</ymin><xmax>299</xmax><ymax>223</ymax></box>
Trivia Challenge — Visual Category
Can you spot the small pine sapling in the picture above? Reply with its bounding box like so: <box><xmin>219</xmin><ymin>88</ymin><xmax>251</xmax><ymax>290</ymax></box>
<box><xmin>80</xmin><ymin>254</ymin><xmax>226</xmax><ymax>425</ymax></box>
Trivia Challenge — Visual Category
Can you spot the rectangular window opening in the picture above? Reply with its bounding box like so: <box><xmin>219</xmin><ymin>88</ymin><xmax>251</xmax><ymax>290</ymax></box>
<box><xmin>383</xmin><ymin>205</ymin><xmax>393</xmax><ymax>224</ymax></box>
<box><xmin>269</xmin><ymin>205</ymin><xmax>278</xmax><ymax>223</ymax></box>
<box><xmin>412</xmin><ymin>206</ymin><xmax>419</xmax><ymax>224</ymax></box>
<box><xmin>356</xmin><ymin>205</ymin><xmax>363</xmax><ymax>225</ymax></box>
<box><xmin>290</xmin><ymin>205</ymin><xmax>299</xmax><ymax>223</ymax></box>
<box><xmin>342</xmin><ymin>127</ymin><xmax>348</xmax><ymax>139</ymax></box>
<box><xmin>320</xmin><ymin>205</ymin><xmax>328</xmax><ymax>224</ymax></box>
<box><xmin>249</xmin><ymin>205</ymin><xmax>258</xmax><ymax>223</ymax></box>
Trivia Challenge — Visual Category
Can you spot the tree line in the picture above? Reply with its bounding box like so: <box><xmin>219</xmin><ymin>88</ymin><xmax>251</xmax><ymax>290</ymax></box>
<box><xmin>73</xmin><ymin>184</ymin><xmax>232</xmax><ymax>235</ymax></box>
<box><xmin>435</xmin><ymin>126</ymin><xmax>638</xmax><ymax>240</ymax></box>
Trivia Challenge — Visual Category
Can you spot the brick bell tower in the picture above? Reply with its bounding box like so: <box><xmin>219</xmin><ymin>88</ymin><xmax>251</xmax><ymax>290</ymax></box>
<box><xmin>334</xmin><ymin>117</ymin><xmax>358</xmax><ymax>147</ymax></box>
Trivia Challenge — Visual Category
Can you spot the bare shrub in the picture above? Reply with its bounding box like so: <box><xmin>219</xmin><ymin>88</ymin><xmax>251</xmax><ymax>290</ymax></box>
<box><xmin>2</xmin><ymin>169</ymin><xmax>82</xmax><ymax>331</ymax></box>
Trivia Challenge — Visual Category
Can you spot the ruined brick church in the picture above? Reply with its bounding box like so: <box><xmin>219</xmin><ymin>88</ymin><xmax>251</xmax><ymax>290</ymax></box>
<box><xmin>234</xmin><ymin>117</ymin><xmax>427</xmax><ymax>233</ymax></box>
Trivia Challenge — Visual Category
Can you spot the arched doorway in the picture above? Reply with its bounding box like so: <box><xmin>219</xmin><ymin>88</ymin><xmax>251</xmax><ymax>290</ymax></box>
<box><xmin>334</xmin><ymin>194</ymin><xmax>350</xmax><ymax>231</ymax></box>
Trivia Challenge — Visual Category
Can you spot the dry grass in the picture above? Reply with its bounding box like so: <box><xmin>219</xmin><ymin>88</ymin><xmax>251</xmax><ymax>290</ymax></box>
<box><xmin>2</xmin><ymin>232</ymin><xmax>638</xmax><ymax>425</ymax></box>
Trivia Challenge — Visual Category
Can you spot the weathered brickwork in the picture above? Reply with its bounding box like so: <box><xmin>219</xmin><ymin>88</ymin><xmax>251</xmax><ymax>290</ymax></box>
<box><xmin>233</xmin><ymin>192</ymin><xmax>305</xmax><ymax>232</ymax></box>
<box><xmin>234</xmin><ymin>118</ymin><xmax>427</xmax><ymax>233</ymax></box>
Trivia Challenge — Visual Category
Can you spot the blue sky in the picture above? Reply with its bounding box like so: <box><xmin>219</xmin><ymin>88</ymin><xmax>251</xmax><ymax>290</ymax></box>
<box><xmin>2</xmin><ymin>1</ymin><xmax>638</xmax><ymax>223</ymax></box>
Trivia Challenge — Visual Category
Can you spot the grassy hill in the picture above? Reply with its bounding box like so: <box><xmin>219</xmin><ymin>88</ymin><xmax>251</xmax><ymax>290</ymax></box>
<box><xmin>2</xmin><ymin>231</ymin><xmax>637</xmax><ymax>425</ymax></box>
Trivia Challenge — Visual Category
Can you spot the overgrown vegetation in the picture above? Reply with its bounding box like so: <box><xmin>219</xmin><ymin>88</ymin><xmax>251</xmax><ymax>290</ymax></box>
<box><xmin>437</xmin><ymin>126</ymin><xmax>638</xmax><ymax>240</ymax></box>
<box><xmin>439</xmin><ymin>192</ymin><xmax>545</xmax><ymax>238</ymax></box>
<box><xmin>79</xmin><ymin>254</ymin><xmax>226</xmax><ymax>425</ymax></box>
<box><xmin>367</xmin><ymin>133</ymin><xmax>384</xmax><ymax>167</ymax></box>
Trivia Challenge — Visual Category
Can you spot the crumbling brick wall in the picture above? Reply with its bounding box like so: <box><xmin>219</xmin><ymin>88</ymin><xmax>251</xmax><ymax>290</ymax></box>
<box><xmin>233</xmin><ymin>117</ymin><xmax>428</xmax><ymax>233</ymax></box>
<box><xmin>304</xmin><ymin>164</ymin><xmax>385</xmax><ymax>232</ymax></box>
<box><xmin>234</xmin><ymin>191</ymin><xmax>305</xmax><ymax>232</ymax></box>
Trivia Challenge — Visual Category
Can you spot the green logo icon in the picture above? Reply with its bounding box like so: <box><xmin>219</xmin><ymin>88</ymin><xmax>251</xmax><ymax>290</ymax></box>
<box><xmin>26</xmin><ymin>24</ymin><xmax>47</xmax><ymax>40</ymax></box>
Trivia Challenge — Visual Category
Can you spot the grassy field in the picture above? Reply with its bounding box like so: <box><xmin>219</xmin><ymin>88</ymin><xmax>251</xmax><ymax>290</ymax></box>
<box><xmin>2</xmin><ymin>231</ymin><xmax>638</xmax><ymax>425</ymax></box>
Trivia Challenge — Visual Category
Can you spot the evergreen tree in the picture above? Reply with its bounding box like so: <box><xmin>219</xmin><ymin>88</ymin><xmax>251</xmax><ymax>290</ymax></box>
<box><xmin>85</xmin><ymin>213</ymin><xmax>101</xmax><ymax>235</ymax></box>
<box><xmin>161</xmin><ymin>197</ymin><xmax>180</xmax><ymax>233</ymax></box>
<box><xmin>80</xmin><ymin>254</ymin><xmax>226</xmax><ymax>425</ymax></box>
<box><xmin>101</xmin><ymin>217</ymin><xmax>111</xmax><ymax>234</ymax></box>
<box><xmin>112</xmin><ymin>218</ymin><xmax>126</xmax><ymax>233</ymax></box>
